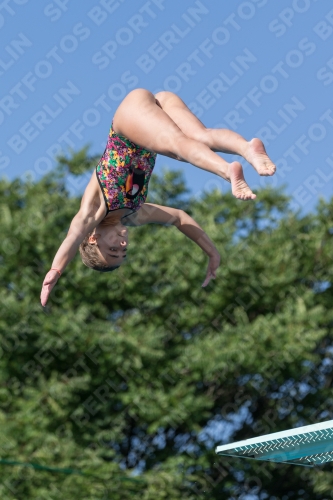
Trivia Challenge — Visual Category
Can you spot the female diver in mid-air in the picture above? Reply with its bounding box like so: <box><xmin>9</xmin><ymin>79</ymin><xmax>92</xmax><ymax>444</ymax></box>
<box><xmin>40</xmin><ymin>89</ymin><xmax>276</xmax><ymax>306</ymax></box>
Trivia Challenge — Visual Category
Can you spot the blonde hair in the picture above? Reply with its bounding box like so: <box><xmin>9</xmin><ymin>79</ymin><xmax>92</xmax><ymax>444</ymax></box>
<box><xmin>79</xmin><ymin>234</ymin><xmax>119</xmax><ymax>272</ymax></box>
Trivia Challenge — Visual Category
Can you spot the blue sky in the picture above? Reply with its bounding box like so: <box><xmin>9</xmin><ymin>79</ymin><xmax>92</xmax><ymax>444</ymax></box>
<box><xmin>1</xmin><ymin>0</ymin><xmax>333</xmax><ymax>213</ymax></box>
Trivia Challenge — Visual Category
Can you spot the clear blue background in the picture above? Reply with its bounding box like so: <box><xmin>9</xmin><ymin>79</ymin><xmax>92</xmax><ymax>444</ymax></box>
<box><xmin>1</xmin><ymin>0</ymin><xmax>333</xmax><ymax>212</ymax></box>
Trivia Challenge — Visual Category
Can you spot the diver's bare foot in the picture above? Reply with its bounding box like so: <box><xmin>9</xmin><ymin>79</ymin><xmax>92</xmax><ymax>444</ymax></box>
<box><xmin>246</xmin><ymin>138</ymin><xmax>276</xmax><ymax>176</ymax></box>
<box><xmin>229</xmin><ymin>161</ymin><xmax>256</xmax><ymax>201</ymax></box>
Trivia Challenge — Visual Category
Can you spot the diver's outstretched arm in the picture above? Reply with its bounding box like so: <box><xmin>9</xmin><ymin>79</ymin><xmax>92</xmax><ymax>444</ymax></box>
<box><xmin>175</xmin><ymin>209</ymin><xmax>220</xmax><ymax>287</ymax></box>
<box><xmin>124</xmin><ymin>203</ymin><xmax>220</xmax><ymax>287</ymax></box>
<box><xmin>40</xmin><ymin>209</ymin><xmax>102</xmax><ymax>306</ymax></box>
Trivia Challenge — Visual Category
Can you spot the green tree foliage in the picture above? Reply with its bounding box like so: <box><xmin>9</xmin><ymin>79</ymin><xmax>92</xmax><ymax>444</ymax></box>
<box><xmin>1</xmin><ymin>153</ymin><xmax>333</xmax><ymax>499</ymax></box>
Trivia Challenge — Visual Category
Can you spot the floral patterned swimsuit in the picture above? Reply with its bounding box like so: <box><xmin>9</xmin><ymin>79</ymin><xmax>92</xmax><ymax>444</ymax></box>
<box><xmin>96</xmin><ymin>122</ymin><xmax>157</xmax><ymax>218</ymax></box>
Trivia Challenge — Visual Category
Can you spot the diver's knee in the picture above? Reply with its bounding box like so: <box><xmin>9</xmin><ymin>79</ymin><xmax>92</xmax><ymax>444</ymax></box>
<box><xmin>154</xmin><ymin>91</ymin><xmax>175</xmax><ymax>106</ymax></box>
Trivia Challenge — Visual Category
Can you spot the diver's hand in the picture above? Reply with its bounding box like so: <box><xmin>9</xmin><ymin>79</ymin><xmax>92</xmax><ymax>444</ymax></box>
<box><xmin>202</xmin><ymin>251</ymin><xmax>220</xmax><ymax>288</ymax></box>
<box><xmin>40</xmin><ymin>269</ymin><xmax>61</xmax><ymax>306</ymax></box>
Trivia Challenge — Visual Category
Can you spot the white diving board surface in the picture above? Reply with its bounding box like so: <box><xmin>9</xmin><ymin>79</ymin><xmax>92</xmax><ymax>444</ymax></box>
<box><xmin>215</xmin><ymin>420</ymin><xmax>333</xmax><ymax>467</ymax></box>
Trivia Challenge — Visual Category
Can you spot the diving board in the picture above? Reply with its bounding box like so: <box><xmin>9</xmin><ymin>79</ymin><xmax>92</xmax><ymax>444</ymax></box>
<box><xmin>215</xmin><ymin>420</ymin><xmax>333</xmax><ymax>466</ymax></box>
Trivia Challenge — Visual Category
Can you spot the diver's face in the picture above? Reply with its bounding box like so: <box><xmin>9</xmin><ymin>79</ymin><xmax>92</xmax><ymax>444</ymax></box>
<box><xmin>90</xmin><ymin>222</ymin><xmax>128</xmax><ymax>267</ymax></box>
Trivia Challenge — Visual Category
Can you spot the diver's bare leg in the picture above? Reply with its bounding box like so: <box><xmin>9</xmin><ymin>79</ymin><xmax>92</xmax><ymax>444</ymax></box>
<box><xmin>113</xmin><ymin>89</ymin><xmax>255</xmax><ymax>200</ymax></box>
